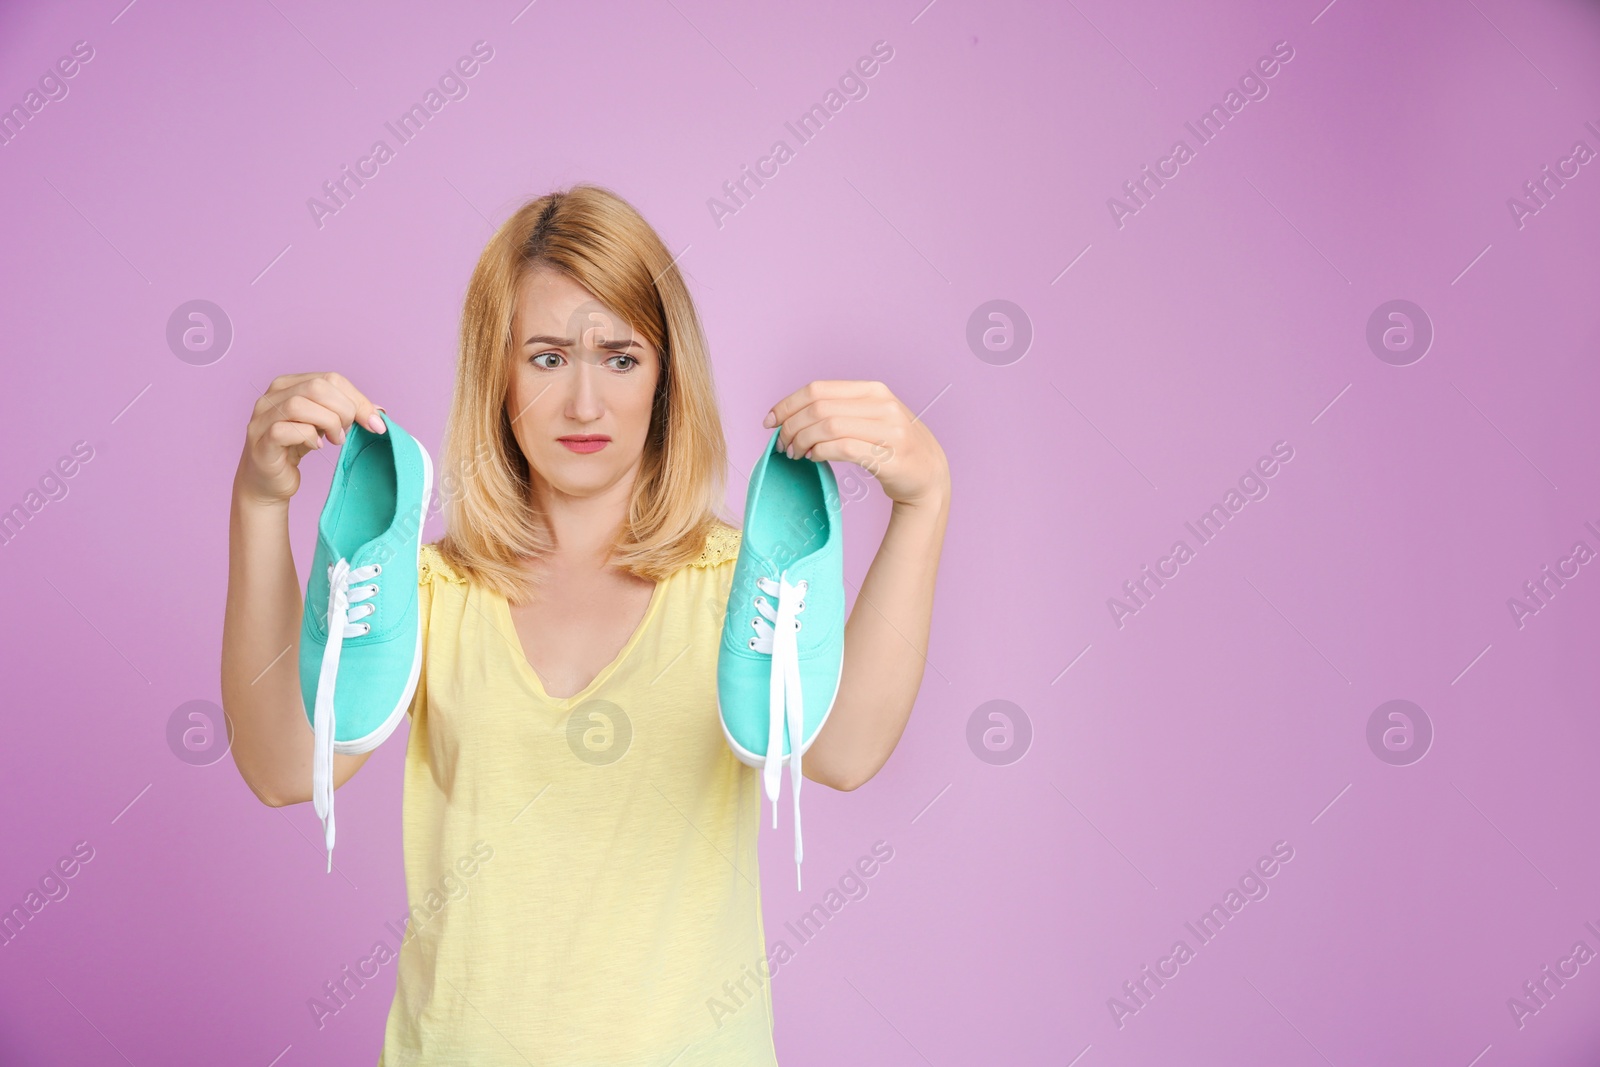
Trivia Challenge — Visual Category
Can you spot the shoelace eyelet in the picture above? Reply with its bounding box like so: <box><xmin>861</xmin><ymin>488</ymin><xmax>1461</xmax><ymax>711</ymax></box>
<box><xmin>748</xmin><ymin>637</ymin><xmax>757</xmax><ymax>649</ymax></box>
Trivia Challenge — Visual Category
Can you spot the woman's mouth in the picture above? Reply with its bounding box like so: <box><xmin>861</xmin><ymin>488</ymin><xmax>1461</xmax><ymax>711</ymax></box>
<box><xmin>558</xmin><ymin>435</ymin><xmax>611</xmax><ymax>454</ymax></box>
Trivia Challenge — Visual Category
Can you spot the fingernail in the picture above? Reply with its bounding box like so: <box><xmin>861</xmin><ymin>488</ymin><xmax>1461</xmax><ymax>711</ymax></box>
<box><xmin>368</xmin><ymin>414</ymin><xmax>386</xmax><ymax>433</ymax></box>
<box><xmin>786</xmin><ymin>445</ymin><xmax>795</xmax><ymax>460</ymax></box>
<box><xmin>763</xmin><ymin>411</ymin><xmax>776</xmax><ymax>428</ymax></box>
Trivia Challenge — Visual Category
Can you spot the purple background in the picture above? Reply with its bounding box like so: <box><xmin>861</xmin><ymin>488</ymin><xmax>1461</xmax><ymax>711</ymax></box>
<box><xmin>4</xmin><ymin>0</ymin><xmax>1600</xmax><ymax>1063</ymax></box>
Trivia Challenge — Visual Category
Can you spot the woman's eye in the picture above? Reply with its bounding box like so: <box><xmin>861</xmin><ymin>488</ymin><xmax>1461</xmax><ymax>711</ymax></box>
<box><xmin>531</xmin><ymin>352</ymin><xmax>563</xmax><ymax>369</ymax></box>
<box><xmin>608</xmin><ymin>354</ymin><xmax>638</xmax><ymax>371</ymax></box>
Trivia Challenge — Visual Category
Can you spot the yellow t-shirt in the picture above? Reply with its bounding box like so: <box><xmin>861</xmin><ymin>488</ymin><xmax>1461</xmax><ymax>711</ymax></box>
<box><xmin>377</xmin><ymin>523</ymin><xmax>780</xmax><ymax>1066</ymax></box>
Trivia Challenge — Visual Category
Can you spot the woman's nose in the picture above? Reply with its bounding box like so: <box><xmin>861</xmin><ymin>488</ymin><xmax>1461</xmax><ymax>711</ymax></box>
<box><xmin>566</xmin><ymin>359</ymin><xmax>605</xmax><ymax>421</ymax></box>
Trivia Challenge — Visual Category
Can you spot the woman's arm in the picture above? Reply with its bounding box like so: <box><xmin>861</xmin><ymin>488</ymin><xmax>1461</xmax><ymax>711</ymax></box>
<box><xmin>223</xmin><ymin>373</ymin><xmax>386</xmax><ymax>806</ymax></box>
<box><xmin>761</xmin><ymin>380</ymin><xmax>951</xmax><ymax>791</ymax></box>
<box><xmin>224</xmin><ymin>487</ymin><xmax>375</xmax><ymax>806</ymax></box>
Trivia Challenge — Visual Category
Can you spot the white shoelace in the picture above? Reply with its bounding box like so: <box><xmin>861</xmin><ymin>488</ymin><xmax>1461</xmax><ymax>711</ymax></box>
<box><xmin>312</xmin><ymin>557</ymin><xmax>380</xmax><ymax>873</ymax></box>
<box><xmin>749</xmin><ymin>571</ymin><xmax>808</xmax><ymax>890</ymax></box>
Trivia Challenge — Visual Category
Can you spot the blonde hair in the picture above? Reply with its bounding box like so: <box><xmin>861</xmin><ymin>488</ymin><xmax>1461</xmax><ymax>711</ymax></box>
<box><xmin>434</xmin><ymin>184</ymin><xmax>730</xmax><ymax>602</ymax></box>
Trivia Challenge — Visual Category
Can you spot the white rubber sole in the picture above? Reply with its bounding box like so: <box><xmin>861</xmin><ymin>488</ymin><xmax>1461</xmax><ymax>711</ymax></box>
<box><xmin>717</xmin><ymin>653</ymin><xmax>844</xmax><ymax>769</ymax></box>
<box><xmin>331</xmin><ymin>434</ymin><xmax>433</xmax><ymax>756</ymax></box>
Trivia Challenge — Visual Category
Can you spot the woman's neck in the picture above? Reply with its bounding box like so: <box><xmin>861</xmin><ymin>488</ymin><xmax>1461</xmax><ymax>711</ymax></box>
<box><xmin>530</xmin><ymin>469</ymin><xmax>638</xmax><ymax>569</ymax></box>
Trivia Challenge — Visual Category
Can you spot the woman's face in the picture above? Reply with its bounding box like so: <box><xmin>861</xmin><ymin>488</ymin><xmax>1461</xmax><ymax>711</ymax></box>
<box><xmin>506</xmin><ymin>266</ymin><xmax>661</xmax><ymax>504</ymax></box>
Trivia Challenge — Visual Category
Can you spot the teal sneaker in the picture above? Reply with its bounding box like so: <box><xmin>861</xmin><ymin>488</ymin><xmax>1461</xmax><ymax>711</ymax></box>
<box><xmin>717</xmin><ymin>428</ymin><xmax>845</xmax><ymax>890</ymax></box>
<box><xmin>298</xmin><ymin>410</ymin><xmax>432</xmax><ymax>872</ymax></box>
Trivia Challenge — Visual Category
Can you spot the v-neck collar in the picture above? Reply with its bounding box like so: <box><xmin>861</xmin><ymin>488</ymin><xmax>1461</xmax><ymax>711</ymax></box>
<box><xmin>492</xmin><ymin>576</ymin><xmax>667</xmax><ymax>706</ymax></box>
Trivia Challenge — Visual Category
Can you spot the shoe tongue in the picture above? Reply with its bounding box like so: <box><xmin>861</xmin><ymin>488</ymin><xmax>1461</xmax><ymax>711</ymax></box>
<box><xmin>343</xmin><ymin>527</ymin><xmax>411</xmax><ymax>580</ymax></box>
<box><xmin>321</xmin><ymin>422</ymin><xmax>414</xmax><ymax>566</ymax></box>
<box><xmin>321</xmin><ymin>529</ymin><xmax>383</xmax><ymax>573</ymax></box>
<box><xmin>762</xmin><ymin>539</ymin><xmax>824</xmax><ymax>579</ymax></box>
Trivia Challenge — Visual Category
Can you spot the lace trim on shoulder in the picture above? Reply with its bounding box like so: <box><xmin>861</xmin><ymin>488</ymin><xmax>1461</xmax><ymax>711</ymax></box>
<box><xmin>418</xmin><ymin>543</ymin><xmax>467</xmax><ymax>585</ymax></box>
<box><xmin>688</xmin><ymin>523</ymin><xmax>742</xmax><ymax>568</ymax></box>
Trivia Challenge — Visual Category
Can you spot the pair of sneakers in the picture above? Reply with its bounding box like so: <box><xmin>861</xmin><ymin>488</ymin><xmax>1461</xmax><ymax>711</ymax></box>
<box><xmin>297</xmin><ymin>417</ymin><xmax>846</xmax><ymax>890</ymax></box>
<box><xmin>717</xmin><ymin>429</ymin><xmax>846</xmax><ymax>891</ymax></box>
<box><xmin>297</xmin><ymin>411</ymin><xmax>432</xmax><ymax>872</ymax></box>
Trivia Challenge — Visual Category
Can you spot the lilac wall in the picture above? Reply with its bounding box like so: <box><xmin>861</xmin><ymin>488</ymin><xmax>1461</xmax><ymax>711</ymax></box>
<box><xmin>4</xmin><ymin>0</ymin><xmax>1600</xmax><ymax>1063</ymax></box>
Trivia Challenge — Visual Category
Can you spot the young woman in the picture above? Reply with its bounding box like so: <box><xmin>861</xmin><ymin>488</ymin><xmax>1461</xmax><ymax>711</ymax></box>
<box><xmin>221</xmin><ymin>184</ymin><xmax>950</xmax><ymax>1064</ymax></box>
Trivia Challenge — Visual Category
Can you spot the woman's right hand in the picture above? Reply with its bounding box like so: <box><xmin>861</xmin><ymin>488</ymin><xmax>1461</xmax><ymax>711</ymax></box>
<box><xmin>235</xmin><ymin>372</ymin><xmax>385</xmax><ymax>507</ymax></box>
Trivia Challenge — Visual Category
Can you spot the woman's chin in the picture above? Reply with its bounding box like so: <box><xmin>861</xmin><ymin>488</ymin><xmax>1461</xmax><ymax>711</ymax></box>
<box><xmin>539</xmin><ymin>464</ymin><xmax>622</xmax><ymax>499</ymax></box>
<box><xmin>528</xmin><ymin>442</ymin><xmax>643</xmax><ymax>499</ymax></box>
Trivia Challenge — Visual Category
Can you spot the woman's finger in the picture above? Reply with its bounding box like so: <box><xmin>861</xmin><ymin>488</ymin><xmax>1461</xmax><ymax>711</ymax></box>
<box><xmin>273</xmin><ymin>394</ymin><xmax>348</xmax><ymax>445</ymax></box>
<box><xmin>765</xmin><ymin>380</ymin><xmax>885</xmax><ymax>432</ymax></box>
<box><xmin>260</xmin><ymin>372</ymin><xmax>383</xmax><ymax>437</ymax></box>
<box><xmin>315</xmin><ymin>371</ymin><xmax>385</xmax><ymax>434</ymax></box>
<box><xmin>785</xmin><ymin>415</ymin><xmax>900</xmax><ymax>465</ymax></box>
<box><xmin>792</xmin><ymin>433</ymin><xmax>896</xmax><ymax>476</ymax></box>
<box><xmin>775</xmin><ymin>395</ymin><xmax>901</xmax><ymax>455</ymax></box>
<box><xmin>263</xmin><ymin>418</ymin><xmax>323</xmax><ymax>454</ymax></box>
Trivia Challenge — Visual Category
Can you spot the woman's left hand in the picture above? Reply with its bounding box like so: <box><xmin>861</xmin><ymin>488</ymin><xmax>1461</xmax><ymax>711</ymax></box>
<box><xmin>764</xmin><ymin>380</ymin><xmax>950</xmax><ymax>510</ymax></box>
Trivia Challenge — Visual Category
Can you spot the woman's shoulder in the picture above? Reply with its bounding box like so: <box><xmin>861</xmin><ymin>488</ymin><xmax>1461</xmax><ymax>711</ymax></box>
<box><xmin>685</xmin><ymin>521</ymin><xmax>742</xmax><ymax>569</ymax></box>
<box><xmin>418</xmin><ymin>542</ymin><xmax>468</xmax><ymax>586</ymax></box>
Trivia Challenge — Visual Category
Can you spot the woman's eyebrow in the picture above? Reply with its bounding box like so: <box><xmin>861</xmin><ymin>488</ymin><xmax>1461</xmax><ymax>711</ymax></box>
<box><xmin>523</xmin><ymin>333</ymin><xmax>642</xmax><ymax>351</ymax></box>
